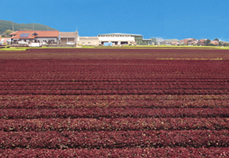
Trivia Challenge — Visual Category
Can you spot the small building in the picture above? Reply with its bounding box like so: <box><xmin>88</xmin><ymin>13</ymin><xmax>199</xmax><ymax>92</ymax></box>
<box><xmin>180</xmin><ymin>38</ymin><xmax>197</xmax><ymax>45</ymax></box>
<box><xmin>10</xmin><ymin>31</ymin><xmax>60</xmax><ymax>45</ymax></box>
<box><xmin>59</xmin><ymin>32</ymin><xmax>78</xmax><ymax>46</ymax></box>
<box><xmin>211</xmin><ymin>40</ymin><xmax>219</xmax><ymax>46</ymax></box>
<box><xmin>171</xmin><ymin>41</ymin><xmax>180</xmax><ymax>46</ymax></box>
<box><xmin>197</xmin><ymin>39</ymin><xmax>206</xmax><ymax>46</ymax></box>
<box><xmin>78</xmin><ymin>37</ymin><xmax>99</xmax><ymax>46</ymax></box>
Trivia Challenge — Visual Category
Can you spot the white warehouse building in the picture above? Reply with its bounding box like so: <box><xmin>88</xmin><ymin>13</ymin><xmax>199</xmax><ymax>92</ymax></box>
<box><xmin>98</xmin><ymin>33</ymin><xmax>136</xmax><ymax>45</ymax></box>
<box><xmin>77</xmin><ymin>33</ymin><xmax>151</xmax><ymax>46</ymax></box>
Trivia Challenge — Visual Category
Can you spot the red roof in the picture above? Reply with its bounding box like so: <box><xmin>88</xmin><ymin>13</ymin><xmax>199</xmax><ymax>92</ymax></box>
<box><xmin>11</xmin><ymin>31</ymin><xmax>59</xmax><ymax>39</ymax></box>
<box><xmin>211</xmin><ymin>41</ymin><xmax>219</xmax><ymax>45</ymax></box>
<box><xmin>199</xmin><ymin>39</ymin><xmax>206</xmax><ymax>42</ymax></box>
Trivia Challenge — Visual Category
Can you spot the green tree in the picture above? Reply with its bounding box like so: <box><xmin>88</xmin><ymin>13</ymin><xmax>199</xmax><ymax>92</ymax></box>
<box><xmin>4</xmin><ymin>29</ymin><xmax>13</xmax><ymax>37</ymax></box>
<box><xmin>214</xmin><ymin>38</ymin><xmax>219</xmax><ymax>42</ymax></box>
<box><xmin>204</xmin><ymin>39</ymin><xmax>211</xmax><ymax>46</ymax></box>
<box><xmin>20</xmin><ymin>28</ymin><xmax>32</xmax><ymax>31</ymax></box>
<box><xmin>219</xmin><ymin>41</ymin><xmax>223</xmax><ymax>46</ymax></box>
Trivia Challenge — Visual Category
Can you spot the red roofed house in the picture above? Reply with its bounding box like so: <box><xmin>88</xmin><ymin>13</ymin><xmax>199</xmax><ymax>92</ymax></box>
<box><xmin>180</xmin><ymin>38</ymin><xmax>197</xmax><ymax>45</ymax></box>
<box><xmin>211</xmin><ymin>40</ymin><xmax>219</xmax><ymax>46</ymax></box>
<box><xmin>197</xmin><ymin>39</ymin><xmax>206</xmax><ymax>46</ymax></box>
<box><xmin>10</xmin><ymin>30</ymin><xmax>60</xmax><ymax>45</ymax></box>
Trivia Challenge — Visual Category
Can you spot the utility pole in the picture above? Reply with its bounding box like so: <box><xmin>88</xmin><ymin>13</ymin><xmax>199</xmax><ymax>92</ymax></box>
<box><xmin>33</xmin><ymin>24</ymin><xmax>34</xmax><ymax>30</ymax></box>
<box><xmin>12</xmin><ymin>22</ymin><xmax>14</xmax><ymax>32</ymax></box>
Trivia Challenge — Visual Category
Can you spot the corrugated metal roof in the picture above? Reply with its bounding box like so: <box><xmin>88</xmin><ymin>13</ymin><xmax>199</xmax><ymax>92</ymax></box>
<box><xmin>79</xmin><ymin>37</ymin><xmax>98</xmax><ymax>39</ymax></box>
<box><xmin>98</xmin><ymin>33</ymin><xmax>142</xmax><ymax>36</ymax></box>
<box><xmin>59</xmin><ymin>32</ymin><xmax>78</xmax><ymax>38</ymax></box>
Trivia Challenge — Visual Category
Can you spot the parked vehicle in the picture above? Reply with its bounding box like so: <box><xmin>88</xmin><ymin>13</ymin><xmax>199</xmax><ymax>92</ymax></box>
<box><xmin>104</xmin><ymin>42</ymin><xmax>113</xmax><ymax>46</ymax></box>
<box><xmin>41</xmin><ymin>42</ymin><xmax>48</xmax><ymax>46</ymax></box>
<box><xmin>29</xmin><ymin>43</ymin><xmax>41</xmax><ymax>47</ymax></box>
<box><xmin>66</xmin><ymin>41</ymin><xmax>75</xmax><ymax>45</ymax></box>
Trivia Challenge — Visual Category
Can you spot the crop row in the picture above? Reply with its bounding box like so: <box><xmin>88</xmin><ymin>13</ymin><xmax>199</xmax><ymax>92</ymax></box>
<box><xmin>1</xmin><ymin>70</ymin><xmax>228</xmax><ymax>78</ymax></box>
<box><xmin>1</xmin><ymin>99</ymin><xmax>228</xmax><ymax>109</ymax></box>
<box><xmin>1</xmin><ymin>60</ymin><xmax>228</xmax><ymax>75</ymax></box>
<box><xmin>1</xmin><ymin>75</ymin><xmax>228</xmax><ymax>81</ymax></box>
<box><xmin>0</xmin><ymin>89</ymin><xmax>228</xmax><ymax>95</ymax></box>
<box><xmin>1</xmin><ymin>94</ymin><xmax>228</xmax><ymax>101</ymax></box>
<box><xmin>0</xmin><ymin>147</ymin><xmax>228</xmax><ymax>157</ymax></box>
<box><xmin>0</xmin><ymin>130</ymin><xmax>228</xmax><ymax>149</ymax></box>
<box><xmin>1</xmin><ymin>78</ymin><xmax>229</xmax><ymax>82</ymax></box>
<box><xmin>1</xmin><ymin>82</ymin><xmax>228</xmax><ymax>90</ymax></box>
<box><xmin>0</xmin><ymin>117</ymin><xmax>228</xmax><ymax>132</ymax></box>
<box><xmin>1</xmin><ymin>80</ymin><xmax>228</xmax><ymax>85</ymax></box>
<box><xmin>0</xmin><ymin>108</ymin><xmax>228</xmax><ymax>119</ymax></box>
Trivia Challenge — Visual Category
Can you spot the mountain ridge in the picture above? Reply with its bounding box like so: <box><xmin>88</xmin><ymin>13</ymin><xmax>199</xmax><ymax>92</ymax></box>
<box><xmin>0</xmin><ymin>19</ymin><xmax>57</xmax><ymax>34</ymax></box>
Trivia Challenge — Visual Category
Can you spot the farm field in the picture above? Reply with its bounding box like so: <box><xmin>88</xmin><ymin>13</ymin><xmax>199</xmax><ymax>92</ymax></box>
<box><xmin>1</xmin><ymin>48</ymin><xmax>229</xmax><ymax>59</ymax></box>
<box><xmin>0</xmin><ymin>48</ymin><xmax>229</xmax><ymax>157</ymax></box>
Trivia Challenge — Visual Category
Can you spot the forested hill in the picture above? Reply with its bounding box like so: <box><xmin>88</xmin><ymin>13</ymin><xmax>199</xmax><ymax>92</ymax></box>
<box><xmin>0</xmin><ymin>19</ymin><xmax>57</xmax><ymax>34</ymax></box>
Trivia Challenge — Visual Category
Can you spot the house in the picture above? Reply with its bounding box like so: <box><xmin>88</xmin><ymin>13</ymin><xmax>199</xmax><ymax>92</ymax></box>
<box><xmin>10</xmin><ymin>30</ymin><xmax>60</xmax><ymax>45</ymax></box>
<box><xmin>159</xmin><ymin>40</ymin><xmax>170</xmax><ymax>45</ymax></box>
<box><xmin>211</xmin><ymin>40</ymin><xmax>219</xmax><ymax>46</ymax></box>
<box><xmin>180</xmin><ymin>38</ymin><xmax>197</xmax><ymax>45</ymax></box>
<box><xmin>197</xmin><ymin>39</ymin><xmax>206</xmax><ymax>46</ymax></box>
<box><xmin>170</xmin><ymin>41</ymin><xmax>180</xmax><ymax>46</ymax></box>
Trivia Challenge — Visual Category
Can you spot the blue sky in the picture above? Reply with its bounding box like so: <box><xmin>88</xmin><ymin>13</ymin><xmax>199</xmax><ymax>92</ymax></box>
<box><xmin>2</xmin><ymin>0</ymin><xmax>229</xmax><ymax>40</ymax></box>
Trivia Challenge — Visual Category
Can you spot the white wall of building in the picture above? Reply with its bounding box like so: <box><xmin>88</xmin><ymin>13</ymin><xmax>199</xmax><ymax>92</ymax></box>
<box><xmin>98</xmin><ymin>37</ymin><xmax>135</xmax><ymax>45</ymax></box>
<box><xmin>16</xmin><ymin>37</ymin><xmax>57</xmax><ymax>43</ymax></box>
<box><xmin>78</xmin><ymin>37</ymin><xmax>99</xmax><ymax>46</ymax></box>
<box><xmin>34</xmin><ymin>37</ymin><xmax>58</xmax><ymax>43</ymax></box>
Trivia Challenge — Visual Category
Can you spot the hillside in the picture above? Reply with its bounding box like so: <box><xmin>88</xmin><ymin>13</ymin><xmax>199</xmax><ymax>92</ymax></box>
<box><xmin>0</xmin><ymin>19</ymin><xmax>57</xmax><ymax>34</ymax></box>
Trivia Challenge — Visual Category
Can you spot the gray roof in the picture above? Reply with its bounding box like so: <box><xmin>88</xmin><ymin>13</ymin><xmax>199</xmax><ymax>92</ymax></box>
<box><xmin>59</xmin><ymin>32</ymin><xmax>78</xmax><ymax>38</ymax></box>
<box><xmin>79</xmin><ymin>36</ymin><xmax>99</xmax><ymax>40</ymax></box>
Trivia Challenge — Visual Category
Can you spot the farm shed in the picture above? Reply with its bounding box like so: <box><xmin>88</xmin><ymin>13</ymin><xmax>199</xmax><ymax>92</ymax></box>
<box><xmin>59</xmin><ymin>32</ymin><xmax>78</xmax><ymax>46</ymax></box>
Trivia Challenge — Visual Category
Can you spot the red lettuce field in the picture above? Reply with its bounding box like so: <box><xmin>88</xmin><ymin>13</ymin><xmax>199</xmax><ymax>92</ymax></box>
<box><xmin>0</xmin><ymin>48</ymin><xmax>229</xmax><ymax>157</ymax></box>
